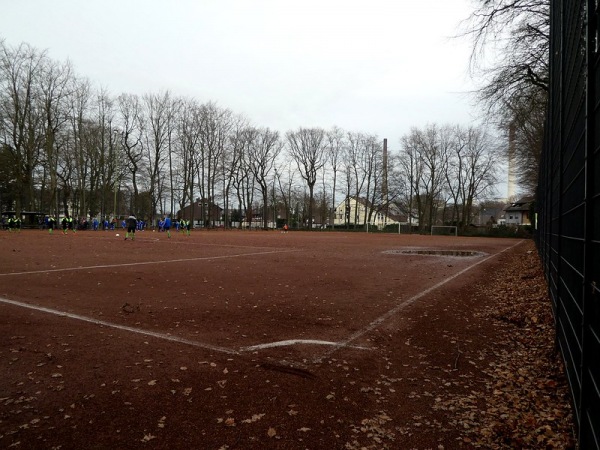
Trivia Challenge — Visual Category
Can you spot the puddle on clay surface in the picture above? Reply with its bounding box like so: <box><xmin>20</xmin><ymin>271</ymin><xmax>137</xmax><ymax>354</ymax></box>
<box><xmin>384</xmin><ymin>249</ymin><xmax>487</xmax><ymax>257</ymax></box>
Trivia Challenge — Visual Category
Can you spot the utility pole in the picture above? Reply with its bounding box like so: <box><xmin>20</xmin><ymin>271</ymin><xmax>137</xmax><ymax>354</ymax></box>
<box><xmin>382</xmin><ymin>138</ymin><xmax>388</xmax><ymax>228</ymax></box>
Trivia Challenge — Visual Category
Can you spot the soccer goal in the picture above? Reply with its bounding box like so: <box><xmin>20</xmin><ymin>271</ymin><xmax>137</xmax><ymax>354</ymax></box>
<box><xmin>431</xmin><ymin>225</ymin><xmax>458</xmax><ymax>236</ymax></box>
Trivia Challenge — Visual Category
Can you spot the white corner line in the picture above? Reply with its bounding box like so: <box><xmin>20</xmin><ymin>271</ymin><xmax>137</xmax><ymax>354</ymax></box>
<box><xmin>240</xmin><ymin>339</ymin><xmax>370</xmax><ymax>352</ymax></box>
<box><xmin>0</xmin><ymin>296</ymin><xmax>239</xmax><ymax>355</ymax></box>
<box><xmin>0</xmin><ymin>295</ymin><xmax>371</xmax><ymax>356</ymax></box>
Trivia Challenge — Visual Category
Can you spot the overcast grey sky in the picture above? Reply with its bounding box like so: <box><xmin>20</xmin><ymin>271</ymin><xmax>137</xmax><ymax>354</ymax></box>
<box><xmin>0</xmin><ymin>0</ymin><xmax>480</xmax><ymax>153</ymax></box>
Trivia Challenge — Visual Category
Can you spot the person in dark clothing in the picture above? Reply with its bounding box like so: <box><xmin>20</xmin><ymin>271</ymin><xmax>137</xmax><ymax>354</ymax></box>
<box><xmin>125</xmin><ymin>215</ymin><xmax>137</xmax><ymax>240</ymax></box>
<box><xmin>67</xmin><ymin>216</ymin><xmax>75</xmax><ymax>233</ymax></box>
<box><xmin>48</xmin><ymin>216</ymin><xmax>56</xmax><ymax>234</ymax></box>
<box><xmin>62</xmin><ymin>215</ymin><xmax>75</xmax><ymax>234</ymax></box>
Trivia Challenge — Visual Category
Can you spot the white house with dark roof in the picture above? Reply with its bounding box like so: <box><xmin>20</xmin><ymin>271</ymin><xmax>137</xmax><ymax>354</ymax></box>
<box><xmin>333</xmin><ymin>196</ymin><xmax>418</xmax><ymax>227</ymax></box>
<box><xmin>504</xmin><ymin>196</ymin><xmax>534</xmax><ymax>225</ymax></box>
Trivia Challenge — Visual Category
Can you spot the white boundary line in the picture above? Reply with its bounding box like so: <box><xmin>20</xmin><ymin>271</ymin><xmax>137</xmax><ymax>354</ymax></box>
<box><xmin>0</xmin><ymin>249</ymin><xmax>297</xmax><ymax>277</ymax></box>
<box><xmin>0</xmin><ymin>296</ymin><xmax>239</xmax><ymax>355</ymax></box>
<box><xmin>313</xmin><ymin>239</ymin><xmax>525</xmax><ymax>362</ymax></box>
<box><xmin>240</xmin><ymin>339</ymin><xmax>369</xmax><ymax>352</ymax></box>
<box><xmin>0</xmin><ymin>297</ymin><xmax>370</xmax><ymax>354</ymax></box>
<box><xmin>76</xmin><ymin>233</ymin><xmax>292</xmax><ymax>249</ymax></box>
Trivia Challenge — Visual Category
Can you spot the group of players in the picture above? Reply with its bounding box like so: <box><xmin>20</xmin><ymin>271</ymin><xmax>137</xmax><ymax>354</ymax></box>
<box><xmin>45</xmin><ymin>215</ymin><xmax>77</xmax><ymax>234</ymax></box>
<box><xmin>124</xmin><ymin>215</ymin><xmax>191</xmax><ymax>240</ymax></box>
<box><xmin>5</xmin><ymin>214</ymin><xmax>193</xmax><ymax>240</ymax></box>
<box><xmin>43</xmin><ymin>214</ymin><xmax>140</xmax><ymax>238</ymax></box>
<box><xmin>4</xmin><ymin>216</ymin><xmax>22</xmax><ymax>231</ymax></box>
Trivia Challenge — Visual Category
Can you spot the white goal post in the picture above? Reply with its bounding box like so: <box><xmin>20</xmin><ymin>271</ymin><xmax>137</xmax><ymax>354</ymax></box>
<box><xmin>431</xmin><ymin>225</ymin><xmax>458</xmax><ymax>236</ymax></box>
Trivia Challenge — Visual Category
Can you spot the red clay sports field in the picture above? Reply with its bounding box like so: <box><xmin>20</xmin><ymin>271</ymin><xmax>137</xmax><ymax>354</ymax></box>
<box><xmin>0</xmin><ymin>229</ymin><xmax>526</xmax><ymax>449</ymax></box>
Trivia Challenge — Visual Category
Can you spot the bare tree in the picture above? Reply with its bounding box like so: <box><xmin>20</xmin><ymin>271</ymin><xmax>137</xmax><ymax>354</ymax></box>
<box><xmin>68</xmin><ymin>78</ymin><xmax>103</xmax><ymax>218</ymax></box>
<box><xmin>38</xmin><ymin>57</ymin><xmax>73</xmax><ymax>217</ymax></box>
<box><xmin>504</xmin><ymin>90</ymin><xmax>545</xmax><ymax>194</ymax></box>
<box><xmin>462</xmin><ymin>0</ymin><xmax>549</xmax><ymax>193</ymax></box>
<box><xmin>237</xmin><ymin>127</ymin><xmax>259</xmax><ymax>228</ymax></box>
<box><xmin>246</xmin><ymin>127</ymin><xmax>282</xmax><ymax>229</ymax></box>
<box><xmin>198</xmin><ymin>102</ymin><xmax>233</xmax><ymax>226</ymax></box>
<box><xmin>56</xmin><ymin>130</ymin><xmax>76</xmax><ymax>216</ymax></box>
<box><xmin>165</xmin><ymin>97</ymin><xmax>181</xmax><ymax>217</ymax></box>
<box><xmin>0</xmin><ymin>41</ymin><xmax>46</xmax><ymax>214</ymax></box>
<box><xmin>275</xmin><ymin>162</ymin><xmax>298</xmax><ymax>227</ymax></box>
<box><xmin>463</xmin><ymin>0</ymin><xmax>549</xmax><ymax>106</ymax></box>
<box><xmin>221</xmin><ymin>114</ymin><xmax>249</xmax><ymax>228</ymax></box>
<box><xmin>384</xmin><ymin>150</ymin><xmax>407</xmax><ymax>209</ymax></box>
<box><xmin>67</xmin><ymin>78</ymin><xmax>91</xmax><ymax>217</ymax></box>
<box><xmin>92</xmin><ymin>89</ymin><xmax>119</xmax><ymax>218</ymax></box>
<box><xmin>400</xmin><ymin>125</ymin><xmax>449</xmax><ymax>231</ymax></box>
<box><xmin>174</xmin><ymin>98</ymin><xmax>200</xmax><ymax>220</ymax></box>
<box><xmin>398</xmin><ymin>134</ymin><xmax>423</xmax><ymax>230</ymax></box>
<box><xmin>326</xmin><ymin>126</ymin><xmax>345</xmax><ymax>227</ymax></box>
<box><xmin>286</xmin><ymin>127</ymin><xmax>327</xmax><ymax>229</ymax></box>
<box><xmin>339</xmin><ymin>138</ymin><xmax>356</xmax><ymax>228</ymax></box>
<box><xmin>142</xmin><ymin>91</ymin><xmax>172</xmax><ymax>224</ymax></box>
<box><xmin>362</xmin><ymin>135</ymin><xmax>383</xmax><ymax>227</ymax></box>
<box><xmin>117</xmin><ymin>93</ymin><xmax>145</xmax><ymax>214</ymax></box>
<box><xmin>445</xmin><ymin>125</ymin><xmax>498</xmax><ymax>230</ymax></box>
<box><xmin>458</xmin><ymin>127</ymin><xmax>498</xmax><ymax>226</ymax></box>
<box><xmin>0</xmin><ymin>144</ymin><xmax>15</xmax><ymax>212</ymax></box>
<box><xmin>345</xmin><ymin>132</ymin><xmax>369</xmax><ymax>224</ymax></box>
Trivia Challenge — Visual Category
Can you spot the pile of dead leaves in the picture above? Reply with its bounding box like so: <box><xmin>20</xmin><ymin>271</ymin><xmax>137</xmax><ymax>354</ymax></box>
<box><xmin>440</xmin><ymin>242</ymin><xmax>577</xmax><ymax>448</ymax></box>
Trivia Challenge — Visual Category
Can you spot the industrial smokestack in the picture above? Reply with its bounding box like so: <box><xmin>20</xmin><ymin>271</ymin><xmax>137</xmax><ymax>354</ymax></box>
<box><xmin>508</xmin><ymin>123</ymin><xmax>516</xmax><ymax>200</ymax></box>
<box><xmin>383</xmin><ymin>138</ymin><xmax>389</xmax><ymax>226</ymax></box>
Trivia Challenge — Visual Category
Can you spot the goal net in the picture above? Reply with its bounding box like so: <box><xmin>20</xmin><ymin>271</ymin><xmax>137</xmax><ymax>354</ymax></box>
<box><xmin>431</xmin><ymin>225</ymin><xmax>458</xmax><ymax>236</ymax></box>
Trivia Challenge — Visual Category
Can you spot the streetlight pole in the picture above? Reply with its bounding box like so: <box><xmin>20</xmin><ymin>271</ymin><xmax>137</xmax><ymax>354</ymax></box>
<box><xmin>272</xmin><ymin>175</ymin><xmax>276</xmax><ymax>229</ymax></box>
<box><xmin>113</xmin><ymin>129</ymin><xmax>121</xmax><ymax>220</ymax></box>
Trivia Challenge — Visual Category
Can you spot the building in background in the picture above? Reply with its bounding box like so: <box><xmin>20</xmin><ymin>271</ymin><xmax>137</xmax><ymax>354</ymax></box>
<box><xmin>333</xmin><ymin>196</ymin><xmax>417</xmax><ymax>228</ymax></box>
<box><xmin>503</xmin><ymin>196</ymin><xmax>534</xmax><ymax>226</ymax></box>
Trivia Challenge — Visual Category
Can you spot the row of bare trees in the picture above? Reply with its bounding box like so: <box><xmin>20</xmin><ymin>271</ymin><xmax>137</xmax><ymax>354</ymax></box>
<box><xmin>1</xmin><ymin>39</ymin><xmax>499</xmax><ymax>230</ymax></box>
<box><xmin>400</xmin><ymin>124</ymin><xmax>498</xmax><ymax>230</ymax></box>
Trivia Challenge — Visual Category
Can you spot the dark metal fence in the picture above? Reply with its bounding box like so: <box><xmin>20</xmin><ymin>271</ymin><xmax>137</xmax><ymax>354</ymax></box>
<box><xmin>537</xmin><ymin>0</ymin><xmax>600</xmax><ymax>447</ymax></box>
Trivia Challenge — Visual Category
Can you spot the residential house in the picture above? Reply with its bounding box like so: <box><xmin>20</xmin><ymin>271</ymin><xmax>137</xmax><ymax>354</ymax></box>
<box><xmin>504</xmin><ymin>196</ymin><xmax>534</xmax><ymax>226</ymax></box>
<box><xmin>334</xmin><ymin>196</ymin><xmax>417</xmax><ymax>228</ymax></box>
<box><xmin>177</xmin><ymin>199</ymin><xmax>223</xmax><ymax>227</ymax></box>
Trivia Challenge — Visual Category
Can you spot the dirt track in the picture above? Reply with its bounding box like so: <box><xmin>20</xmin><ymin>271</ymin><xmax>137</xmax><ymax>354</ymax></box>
<box><xmin>0</xmin><ymin>230</ymin><xmax>573</xmax><ymax>449</ymax></box>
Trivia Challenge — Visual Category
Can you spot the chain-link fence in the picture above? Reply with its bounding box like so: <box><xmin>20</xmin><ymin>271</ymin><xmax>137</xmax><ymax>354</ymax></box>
<box><xmin>537</xmin><ymin>1</ymin><xmax>600</xmax><ymax>447</ymax></box>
